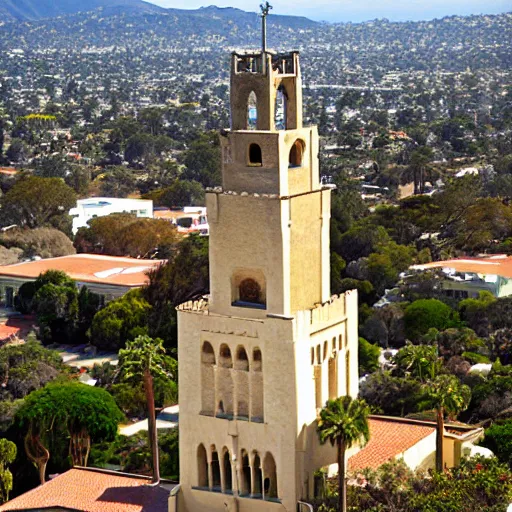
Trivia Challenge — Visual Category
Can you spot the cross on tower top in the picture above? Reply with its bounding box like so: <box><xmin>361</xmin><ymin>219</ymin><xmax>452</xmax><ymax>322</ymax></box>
<box><xmin>260</xmin><ymin>2</ymin><xmax>273</xmax><ymax>53</ymax></box>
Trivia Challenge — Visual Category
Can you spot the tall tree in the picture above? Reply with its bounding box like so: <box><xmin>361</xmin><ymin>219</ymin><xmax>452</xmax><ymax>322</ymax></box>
<box><xmin>426</xmin><ymin>375</ymin><xmax>471</xmax><ymax>472</ymax></box>
<box><xmin>0</xmin><ymin>438</ymin><xmax>16</xmax><ymax>504</ymax></box>
<box><xmin>317</xmin><ymin>396</ymin><xmax>370</xmax><ymax>512</ymax></box>
<box><xmin>118</xmin><ymin>335</ymin><xmax>172</xmax><ymax>484</ymax></box>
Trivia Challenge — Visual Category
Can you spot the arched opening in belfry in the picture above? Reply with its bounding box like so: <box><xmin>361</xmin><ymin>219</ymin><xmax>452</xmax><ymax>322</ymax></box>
<box><xmin>211</xmin><ymin>447</ymin><xmax>221</xmax><ymax>491</ymax></box>
<box><xmin>223</xmin><ymin>449</ymin><xmax>233</xmax><ymax>493</ymax></box>
<box><xmin>219</xmin><ymin>344</ymin><xmax>233</xmax><ymax>368</ymax></box>
<box><xmin>253</xmin><ymin>453</ymin><xmax>263</xmax><ymax>498</ymax></box>
<box><xmin>235</xmin><ymin>346</ymin><xmax>249</xmax><ymax>371</ymax></box>
<box><xmin>201</xmin><ymin>342</ymin><xmax>215</xmax><ymax>415</ymax></box>
<box><xmin>197</xmin><ymin>444</ymin><xmax>209</xmax><ymax>488</ymax></box>
<box><xmin>289</xmin><ymin>139</ymin><xmax>305</xmax><ymax>168</ymax></box>
<box><xmin>248</xmin><ymin>143</ymin><xmax>262</xmax><ymax>166</ymax></box>
<box><xmin>240</xmin><ymin>450</ymin><xmax>251</xmax><ymax>496</ymax></box>
<box><xmin>263</xmin><ymin>452</ymin><xmax>278</xmax><ymax>500</ymax></box>
<box><xmin>274</xmin><ymin>84</ymin><xmax>288</xmax><ymax>130</ymax></box>
<box><xmin>253</xmin><ymin>348</ymin><xmax>262</xmax><ymax>371</ymax></box>
<box><xmin>247</xmin><ymin>91</ymin><xmax>258</xmax><ymax>130</ymax></box>
<box><xmin>328</xmin><ymin>355</ymin><xmax>337</xmax><ymax>400</ymax></box>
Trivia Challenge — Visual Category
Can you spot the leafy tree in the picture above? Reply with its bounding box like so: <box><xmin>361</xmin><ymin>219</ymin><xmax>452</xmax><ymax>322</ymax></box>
<box><xmin>0</xmin><ymin>176</ymin><xmax>76</xmax><ymax>230</ymax></box>
<box><xmin>481</xmin><ymin>419</ymin><xmax>512</xmax><ymax>468</ymax></box>
<box><xmin>393</xmin><ymin>344</ymin><xmax>441</xmax><ymax>382</ymax></box>
<box><xmin>143</xmin><ymin>234</ymin><xmax>209</xmax><ymax>348</ymax></box>
<box><xmin>0</xmin><ymin>438</ymin><xmax>16</xmax><ymax>504</ymax></box>
<box><xmin>404</xmin><ymin>299</ymin><xmax>458</xmax><ymax>341</ymax></box>
<box><xmin>74</xmin><ymin>213</ymin><xmax>178</xmax><ymax>258</ymax></box>
<box><xmin>334</xmin><ymin>278</ymin><xmax>374</xmax><ymax>306</ymax></box>
<box><xmin>100</xmin><ymin>167</ymin><xmax>137</xmax><ymax>197</ymax></box>
<box><xmin>118</xmin><ymin>335</ymin><xmax>175</xmax><ymax>484</ymax></box>
<box><xmin>180</xmin><ymin>132</ymin><xmax>221</xmax><ymax>188</ymax></box>
<box><xmin>16</xmin><ymin>382</ymin><xmax>123</xmax><ymax>482</ymax></box>
<box><xmin>425</xmin><ymin>374</ymin><xmax>471</xmax><ymax>472</ymax></box>
<box><xmin>0</xmin><ymin>338</ymin><xmax>64</xmax><ymax>401</ymax></box>
<box><xmin>0</xmin><ymin>227</ymin><xmax>76</xmax><ymax>260</ymax></box>
<box><xmin>146</xmin><ymin>179</ymin><xmax>205</xmax><ymax>208</ymax></box>
<box><xmin>90</xmin><ymin>288</ymin><xmax>151</xmax><ymax>350</ymax></box>
<box><xmin>5</xmin><ymin>139</ymin><xmax>27</xmax><ymax>163</ymax></box>
<box><xmin>336</xmin><ymin>221</ymin><xmax>390</xmax><ymax>263</ymax></box>
<box><xmin>317</xmin><ymin>396</ymin><xmax>370</xmax><ymax>512</ymax></box>
<box><xmin>359</xmin><ymin>371</ymin><xmax>425</xmax><ymax>417</ymax></box>
<box><xmin>459</xmin><ymin>291</ymin><xmax>496</xmax><ymax>337</ymax></box>
<box><xmin>358</xmin><ymin>338</ymin><xmax>380</xmax><ymax>376</ymax></box>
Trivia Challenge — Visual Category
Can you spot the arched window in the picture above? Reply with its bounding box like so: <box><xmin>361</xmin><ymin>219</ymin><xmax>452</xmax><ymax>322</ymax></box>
<box><xmin>316</xmin><ymin>345</ymin><xmax>321</xmax><ymax>365</ymax></box>
<box><xmin>240</xmin><ymin>450</ymin><xmax>251</xmax><ymax>496</ymax></box>
<box><xmin>239</xmin><ymin>278</ymin><xmax>263</xmax><ymax>305</ymax></box>
<box><xmin>274</xmin><ymin>85</ymin><xmax>287</xmax><ymax>130</ymax></box>
<box><xmin>223</xmin><ymin>449</ymin><xmax>232</xmax><ymax>493</ymax></box>
<box><xmin>253</xmin><ymin>453</ymin><xmax>263</xmax><ymax>498</ymax></box>
<box><xmin>263</xmin><ymin>452</ymin><xmax>278</xmax><ymax>499</ymax></box>
<box><xmin>235</xmin><ymin>346</ymin><xmax>249</xmax><ymax>371</ymax></box>
<box><xmin>248</xmin><ymin>143</ymin><xmax>262</xmax><ymax>166</ymax></box>
<box><xmin>323</xmin><ymin>341</ymin><xmax>328</xmax><ymax>361</ymax></box>
<box><xmin>211</xmin><ymin>447</ymin><xmax>221</xmax><ymax>491</ymax></box>
<box><xmin>311</xmin><ymin>347</ymin><xmax>315</xmax><ymax>365</ymax></box>
<box><xmin>289</xmin><ymin>139</ymin><xmax>305</xmax><ymax>168</ymax></box>
<box><xmin>201</xmin><ymin>342</ymin><xmax>215</xmax><ymax>415</ymax></box>
<box><xmin>197</xmin><ymin>444</ymin><xmax>209</xmax><ymax>488</ymax></box>
<box><xmin>219</xmin><ymin>344</ymin><xmax>233</xmax><ymax>368</ymax></box>
<box><xmin>201</xmin><ymin>342</ymin><xmax>215</xmax><ymax>365</ymax></box>
<box><xmin>346</xmin><ymin>350</ymin><xmax>350</xmax><ymax>395</ymax></box>
<box><xmin>328</xmin><ymin>356</ymin><xmax>337</xmax><ymax>400</ymax></box>
<box><xmin>253</xmin><ymin>348</ymin><xmax>262</xmax><ymax>371</ymax></box>
<box><xmin>332</xmin><ymin>337</ymin><xmax>336</xmax><ymax>351</ymax></box>
<box><xmin>247</xmin><ymin>91</ymin><xmax>257</xmax><ymax>130</ymax></box>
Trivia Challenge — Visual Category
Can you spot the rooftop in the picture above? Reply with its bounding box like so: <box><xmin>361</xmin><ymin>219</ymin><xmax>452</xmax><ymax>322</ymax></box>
<box><xmin>0</xmin><ymin>254</ymin><xmax>164</xmax><ymax>288</ymax></box>
<box><xmin>411</xmin><ymin>254</ymin><xmax>512</xmax><ymax>279</ymax></box>
<box><xmin>348</xmin><ymin>417</ymin><xmax>435</xmax><ymax>471</ymax></box>
<box><xmin>0</xmin><ymin>467</ymin><xmax>175</xmax><ymax>512</ymax></box>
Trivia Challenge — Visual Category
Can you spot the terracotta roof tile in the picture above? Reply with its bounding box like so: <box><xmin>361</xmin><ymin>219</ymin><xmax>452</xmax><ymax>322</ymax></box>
<box><xmin>0</xmin><ymin>254</ymin><xmax>164</xmax><ymax>288</ymax></box>
<box><xmin>348</xmin><ymin>418</ymin><xmax>435</xmax><ymax>471</ymax></box>
<box><xmin>0</xmin><ymin>468</ymin><xmax>173</xmax><ymax>512</ymax></box>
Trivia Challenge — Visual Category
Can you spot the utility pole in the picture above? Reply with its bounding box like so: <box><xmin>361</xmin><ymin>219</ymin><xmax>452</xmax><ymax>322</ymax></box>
<box><xmin>260</xmin><ymin>2</ymin><xmax>272</xmax><ymax>53</ymax></box>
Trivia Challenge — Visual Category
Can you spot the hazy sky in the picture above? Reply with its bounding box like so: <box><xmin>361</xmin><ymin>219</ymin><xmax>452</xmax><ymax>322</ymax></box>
<box><xmin>148</xmin><ymin>0</ymin><xmax>511</xmax><ymax>22</ymax></box>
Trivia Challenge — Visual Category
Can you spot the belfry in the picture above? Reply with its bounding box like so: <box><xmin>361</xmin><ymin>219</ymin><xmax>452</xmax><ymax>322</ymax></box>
<box><xmin>175</xmin><ymin>7</ymin><xmax>359</xmax><ymax>511</ymax></box>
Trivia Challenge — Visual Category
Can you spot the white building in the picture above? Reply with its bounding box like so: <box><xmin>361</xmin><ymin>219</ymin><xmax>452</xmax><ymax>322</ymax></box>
<box><xmin>70</xmin><ymin>197</ymin><xmax>153</xmax><ymax>235</ymax></box>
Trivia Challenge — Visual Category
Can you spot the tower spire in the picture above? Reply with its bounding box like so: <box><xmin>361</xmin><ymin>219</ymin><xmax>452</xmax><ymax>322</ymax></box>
<box><xmin>260</xmin><ymin>2</ymin><xmax>272</xmax><ymax>53</ymax></box>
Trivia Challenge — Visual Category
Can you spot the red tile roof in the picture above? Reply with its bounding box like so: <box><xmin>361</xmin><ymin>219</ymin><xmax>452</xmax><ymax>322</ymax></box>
<box><xmin>0</xmin><ymin>254</ymin><xmax>164</xmax><ymax>288</ymax></box>
<box><xmin>0</xmin><ymin>316</ymin><xmax>35</xmax><ymax>341</ymax></box>
<box><xmin>412</xmin><ymin>254</ymin><xmax>512</xmax><ymax>279</ymax></box>
<box><xmin>0</xmin><ymin>468</ymin><xmax>173</xmax><ymax>512</ymax></box>
<box><xmin>348</xmin><ymin>417</ymin><xmax>435</xmax><ymax>471</ymax></box>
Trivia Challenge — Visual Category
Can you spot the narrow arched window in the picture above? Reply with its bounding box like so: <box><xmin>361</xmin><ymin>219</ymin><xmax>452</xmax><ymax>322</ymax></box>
<box><xmin>263</xmin><ymin>452</ymin><xmax>278</xmax><ymax>499</ymax></box>
<box><xmin>240</xmin><ymin>450</ymin><xmax>251</xmax><ymax>496</ymax></box>
<box><xmin>253</xmin><ymin>348</ymin><xmax>262</xmax><ymax>372</ymax></box>
<box><xmin>201</xmin><ymin>342</ymin><xmax>215</xmax><ymax>365</ymax></box>
<box><xmin>223</xmin><ymin>449</ymin><xmax>233</xmax><ymax>493</ymax></box>
<box><xmin>289</xmin><ymin>139</ymin><xmax>305</xmax><ymax>168</ymax></box>
<box><xmin>247</xmin><ymin>91</ymin><xmax>257</xmax><ymax>130</ymax></box>
<box><xmin>197</xmin><ymin>444</ymin><xmax>209</xmax><ymax>488</ymax></box>
<box><xmin>219</xmin><ymin>344</ymin><xmax>233</xmax><ymax>368</ymax></box>
<box><xmin>248</xmin><ymin>143</ymin><xmax>262</xmax><ymax>166</ymax></box>
<box><xmin>253</xmin><ymin>453</ymin><xmax>263</xmax><ymax>498</ymax></box>
<box><xmin>274</xmin><ymin>85</ymin><xmax>288</xmax><ymax>130</ymax></box>
<box><xmin>235</xmin><ymin>346</ymin><xmax>249</xmax><ymax>371</ymax></box>
<box><xmin>211</xmin><ymin>447</ymin><xmax>221</xmax><ymax>491</ymax></box>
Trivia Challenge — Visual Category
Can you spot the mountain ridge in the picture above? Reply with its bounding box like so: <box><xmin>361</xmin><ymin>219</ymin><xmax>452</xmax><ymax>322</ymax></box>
<box><xmin>0</xmin><ymin>0</ymin><xmax>164</xmax><ymax>21</ymax></box>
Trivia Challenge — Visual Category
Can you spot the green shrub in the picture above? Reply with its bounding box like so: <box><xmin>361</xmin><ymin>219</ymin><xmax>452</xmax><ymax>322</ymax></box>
<box><xmin>404</xmin><ymin>299</ymin><xmax>459</xmax><ymax>341</ymax></box>
<box><xmin>462</xmin><ymin>351</ymin><xmax>490</xmax><ymax>364</ymax></box>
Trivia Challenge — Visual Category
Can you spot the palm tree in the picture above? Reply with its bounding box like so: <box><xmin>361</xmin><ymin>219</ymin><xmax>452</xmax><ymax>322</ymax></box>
<box><xmin>119</xmin><ymin>335</ymin><xmax>171</xmax><ymax>484</ymax></box>
<box><xmin>426</xmin><ymin>374</ymin><xmax>471</xmax><ymax>472</ymax></box>
<box><xmin>317</xmin><ymin>396</ymin><xmax>370</xmax><ymax>512</ymax></box>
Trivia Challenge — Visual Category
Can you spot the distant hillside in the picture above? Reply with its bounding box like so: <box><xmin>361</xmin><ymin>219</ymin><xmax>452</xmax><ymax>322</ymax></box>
<box><xmin>0</xmin><ymin>0</ymin><xmax>163</xmax><ymax>21</ymax></box>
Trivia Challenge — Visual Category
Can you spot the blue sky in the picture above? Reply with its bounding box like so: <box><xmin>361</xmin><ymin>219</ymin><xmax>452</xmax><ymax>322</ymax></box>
<box><xmin>148</xmin><ymin>0</ymin><xmax>511</xmax><ymax>22</ymax></box>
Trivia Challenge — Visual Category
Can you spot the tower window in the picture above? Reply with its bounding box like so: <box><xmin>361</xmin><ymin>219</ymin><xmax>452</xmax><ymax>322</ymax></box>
<box><xmin>247</xmin><ymin>91</ymin><xmax>257</xmax><ymax>130</ymax></box>
<box><xmin>248</xmin><ymin>143</ymin><xmax>262</xmax><ymax>166</ymax></box>
<box><xmin>219</xmin><ymin>344</ymin><xmax>233</xmax><ymax>368</ymax></box>
<box><xmin>239</xmin><ymin>278</ymin><xmax>262</xmax><ymax>304</ymax></box>
<box><xmin>289</xmin><ymin>139</ymin><xmax>305</xmax><ymax>168</ymax></box>
<box><xmin>235</xmin><ymin>346</ymin><xmax>249</xmax><ymax>371</ymax></box>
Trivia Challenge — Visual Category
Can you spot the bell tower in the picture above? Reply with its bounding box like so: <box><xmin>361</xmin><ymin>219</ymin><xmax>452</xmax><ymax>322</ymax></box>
<box><xmin>176</xmin><ymin>7</ymin><xmax>360</xmax><ymax>512</ymax></box>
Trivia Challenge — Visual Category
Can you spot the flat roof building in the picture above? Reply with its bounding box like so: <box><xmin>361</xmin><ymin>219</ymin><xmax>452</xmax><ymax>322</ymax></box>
<box><xmin>0</xmin><ymin>254</ymin><xmax>164</xmax><ymax>307</ymax></box>
<box><xmin>70</xmin><ymin>197</ymin><xmax>153</xmax><ymax>235</ymax></box>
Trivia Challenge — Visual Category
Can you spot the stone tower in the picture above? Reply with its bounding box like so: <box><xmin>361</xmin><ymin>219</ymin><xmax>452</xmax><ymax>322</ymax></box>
<box><xmin>176</xmin><ymin>47</ymin><xmax>359</xmax><ymax>512</ymax></box>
